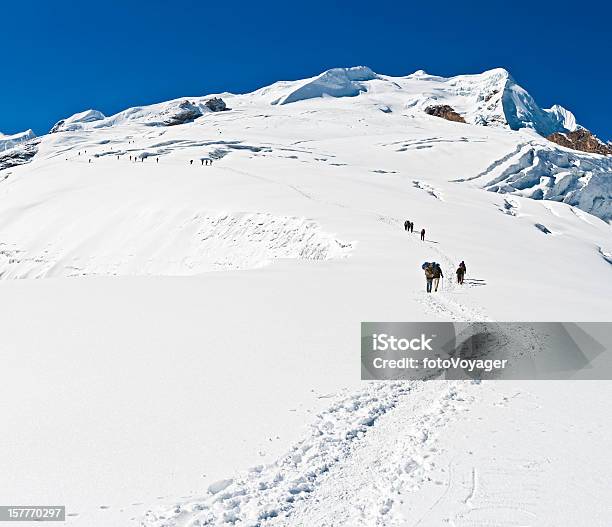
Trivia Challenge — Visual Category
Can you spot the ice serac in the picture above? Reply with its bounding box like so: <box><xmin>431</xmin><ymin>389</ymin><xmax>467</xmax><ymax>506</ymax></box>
<box><xmin>544</xmin><ymin>104</ymin><xmax>578</xmax><ymax>132</ymax></box>
<box><xmin>0</xmin><ymin>129</ymin><xmax>36</xmax><ymax>151</ymax></box>
<box><xmin>50</xmin><ymin>109</ymin><xmax>105</xmax><ymax>133</ymax></box>
<box><xmin>477</xmin><ymin>143</ymin><xmax>612</xmax><ymax>221</ymax></box>
<box><xmin>499</xmin><ymin>71</ymin><xmax>576</xmax><ymax>136</ymax></box>
<box><xmin>275</xmin><ymin>66</ymin><xmax>378</xmax><ymax>105</ymax></box>
<box><xmin>439</xmin><ymin>68</ymin><xmax>577</xmax><ymax>136</ymax></box>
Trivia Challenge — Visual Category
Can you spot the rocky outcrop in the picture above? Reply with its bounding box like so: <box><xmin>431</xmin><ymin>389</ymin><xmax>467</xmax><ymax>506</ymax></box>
<box><xmin>160</xmin><ymin>98</ymin><xmax>229</xmax><ymax>125</ymax></box>
<box><xmin>49</xmin><ymin>120</ymin><xmax>67</xmax><ymax>134</ymax></box>
<box><xmin>204</xmin><ymin>97</ymin><xmax>228</xmax><ymax>112</ymax></box>
<box><xmin>163</xmin><ymin>100</ymin><xmax>203</xmax><ymax>126</ymax></box>
<box><xmin>424</xmin><ymin>105</ymin><xmax>466</xmax><ymax>123</ymax></box>
<box><xmin>546</xmin><ymin>129</ymin><xmax>612</xmax><ymax>156</ymax></box>
<box><xmin>0</xmin><ymin>139</ymin><xmax>39</xmax><ymax>171</ymax></box>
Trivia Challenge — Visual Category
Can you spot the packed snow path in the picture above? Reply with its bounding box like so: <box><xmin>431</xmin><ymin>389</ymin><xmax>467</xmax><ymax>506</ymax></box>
<box><xmin>140</xmin><ymin>378</ymin><xmax>612</xmax><ymax>527</ymax></box>
<box><xmin>140</xmin><ymin>382</ymin><xmax>471</xmax><ymax>527</ymax></box>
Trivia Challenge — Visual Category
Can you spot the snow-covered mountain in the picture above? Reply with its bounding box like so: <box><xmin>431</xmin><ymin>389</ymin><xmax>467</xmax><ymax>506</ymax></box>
<box><xmin>1</xmin><ymin>67</ymin><xmax>611</xmax><ymax>527</ymax></box>
<box><xmin>238</xmin><ymin>66</ymin><xmax>580</xmax><ymax>136</ymax></box>
<box><xmin>46</xmin><ymin>66</ymin><xmax>583</xmax><ymax>136</ymax></box>
<box><xmin>4</xmin><ymin>66</ymin><xmax>610</xmax><ymax>220</ymax></box>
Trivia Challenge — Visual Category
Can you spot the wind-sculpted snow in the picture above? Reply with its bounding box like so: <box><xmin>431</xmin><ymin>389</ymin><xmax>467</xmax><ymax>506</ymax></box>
<box><xmin>476</xmin><ymin>144</ymin><xmax>612</xmax><ymax>221</ymax></box>
<box><xmin>0</xmin><ymin>212</ymin><xmax>352</xmax><ymax>279</ymax></box>
<box><xmin>273</xmin><ymin>66</ymin><xmax>378</xmax><ymax>105</ymax></box>
<box><xmin>50</xmin><ymin>109</ymin><xmax>105</xmax><ymax>133</ymax></box>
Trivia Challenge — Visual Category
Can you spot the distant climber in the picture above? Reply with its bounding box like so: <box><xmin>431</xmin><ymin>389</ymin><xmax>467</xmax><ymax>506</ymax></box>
<box><xmin>404</xmin><ymin>220</ymin><xmax>409</xmax><ymax>231</ymax></box>
<box><xmin>420</xmin><ymin>228</ymin><xmax>425</xmax><ymax>241</ymax></box>
<box><xmin>456</xmin><ymin>261</ymin><xmax>467</xmax><ymax>284</ymax></box>
<box><xmin>156</xmin><ymin>157</ymin><xmax>159</xmax><ymax>163</ymax></box>
<box><xmin>190</xmin><ymin>160</ymin><xmax>193</xmax><ymax>165</ymax></box>
<box><xmin>432</xmin><ymin>263</ymin><xmax>443</xmax><ymax>292</ymax></box>
<box><xmin>456</xmin><ymin>266</ymin><xmax>465</xmax><ymax>284</ymax></box>
<box><xmin>88</xmin><ymin>158</ymin><xmax>91</xmax><ymax>163</ymax></box>
<box><xmin>410</xmin><ymin>222</ymin><xmax>414</xmax><ymax>233</ymax></box>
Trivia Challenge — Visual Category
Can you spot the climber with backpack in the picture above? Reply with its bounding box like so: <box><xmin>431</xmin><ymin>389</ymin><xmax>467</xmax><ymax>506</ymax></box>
<box><xmin>422</xmin><ymin>262</ymin><xmax>435</xmax><ymax>293</ymax></box>
<box><xmin>432</xmin><ymin>263</ymin><xmax>443</xmax><ymax>292</ymax></box>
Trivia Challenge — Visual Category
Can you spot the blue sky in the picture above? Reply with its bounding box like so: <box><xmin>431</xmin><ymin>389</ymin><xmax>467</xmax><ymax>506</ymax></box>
<box><xmin>2</xmin><ymin>0</ymin><xmax>610</xmax><ymax>138</ymax></box>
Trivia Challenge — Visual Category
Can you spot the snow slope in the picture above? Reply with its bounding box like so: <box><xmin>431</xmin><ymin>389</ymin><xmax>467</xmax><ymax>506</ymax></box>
<box><xmin>0</xmin><ymin>66</ymin><xmax>611</xmax><ymax>527</ymax></box>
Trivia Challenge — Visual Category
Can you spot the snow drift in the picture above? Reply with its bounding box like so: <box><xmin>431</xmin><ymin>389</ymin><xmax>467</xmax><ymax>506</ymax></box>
<box><xmin>0</xmin><ymin>211</ymin><xmax>351</xmax><ymax>278</ymax></box>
